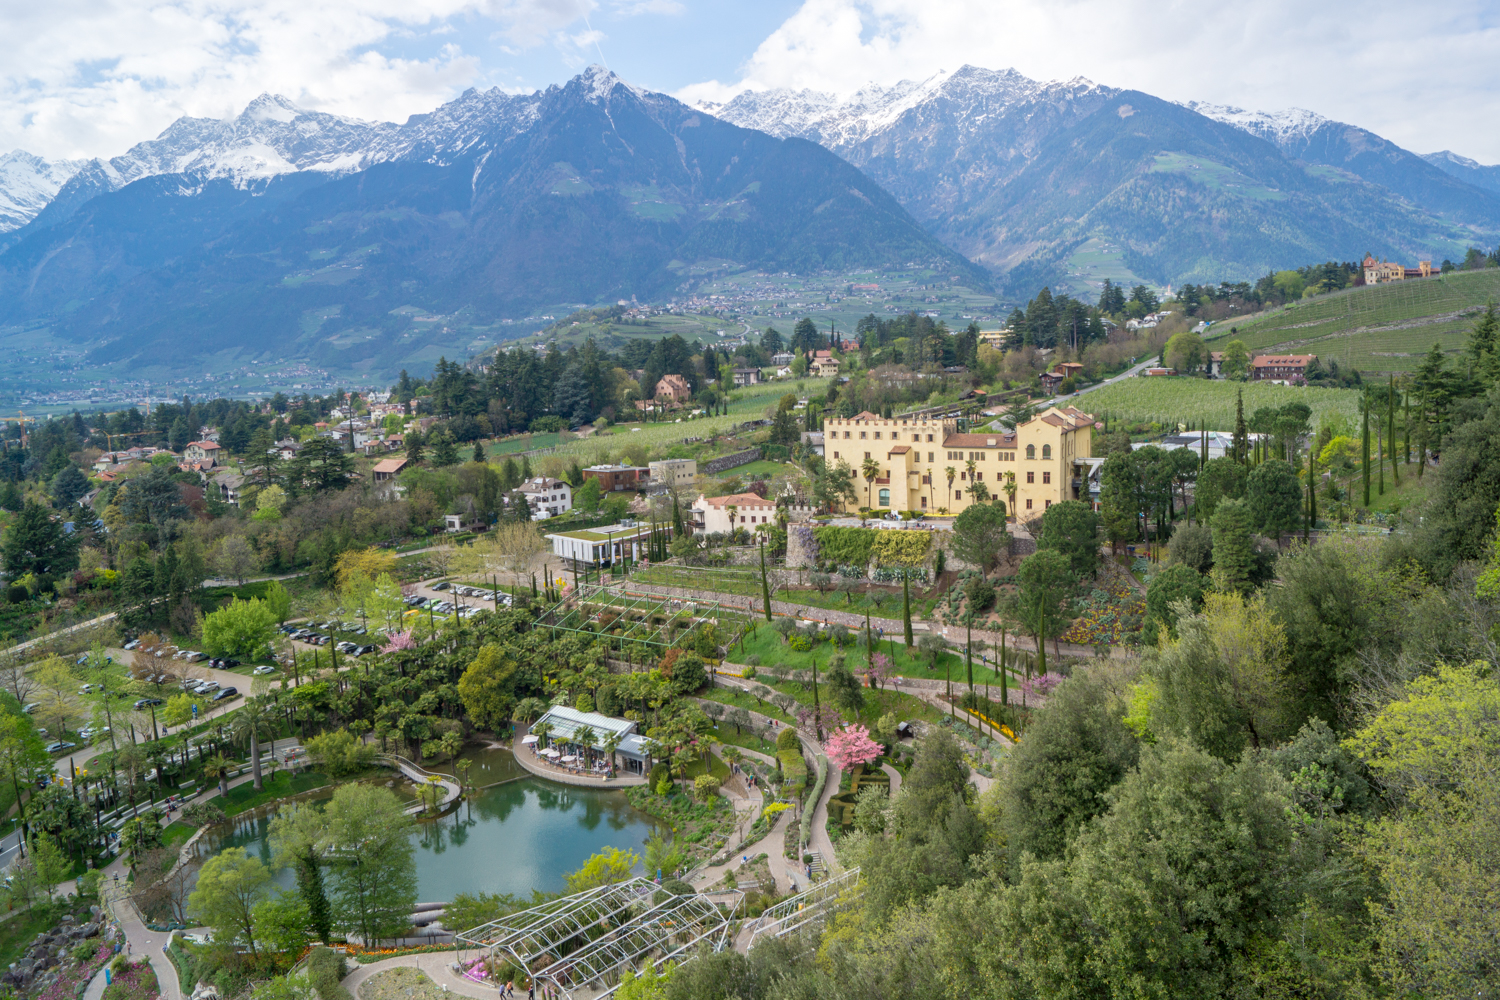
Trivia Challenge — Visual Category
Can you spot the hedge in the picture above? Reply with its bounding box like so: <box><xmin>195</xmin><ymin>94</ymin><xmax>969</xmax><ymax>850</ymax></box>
<box><xmin>871</xmin><ymin>530</ymin><xmax>931</xmax><ymax>566</ymax></box>
<box><xmin>811</xmin><ymin>527</ymin><xmax>874</xmax><ymax>568</ymax></box>
<box><xmin>778</xmin><ymin>747</ymin><xmax>808</xmax><ymax>787</ymax></box>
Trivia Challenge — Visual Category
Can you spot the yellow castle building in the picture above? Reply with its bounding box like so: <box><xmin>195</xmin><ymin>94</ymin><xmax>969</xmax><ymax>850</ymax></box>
<box><xmin>823</xmin><ymin>406</ymin><xmax>1096</xmax><ymax>516</ymax></box>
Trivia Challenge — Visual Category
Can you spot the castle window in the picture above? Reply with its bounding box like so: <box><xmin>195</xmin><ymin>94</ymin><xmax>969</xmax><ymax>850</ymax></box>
<box><xmin>1027</xmin><ymin>471</ymin><xmax>1035</xmax><ymax>484</ymax></box>
<box><xmin>1043</xmin><ymin>472</ymin><xmax>1051</xmax><ymax>484</ymax></box>
<box><xmin>1042</xmin><ymin>444</ymin><xmax>1052</xmax><ymax>460</ymax></box>
<box><xmin>1026</xmin><ymin>444</ymin><xmax>1035</xmax><ymax>460</ymax></box>
<box><xmin>878</xmin><ymin>488</ymin><xmax>890</xmax><ymax>507</ymax></box>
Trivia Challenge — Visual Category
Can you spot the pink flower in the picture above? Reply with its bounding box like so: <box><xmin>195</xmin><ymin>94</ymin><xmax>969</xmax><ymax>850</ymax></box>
<box><xmin>823</xmin><ymin>723</ymin><xmax>882</xmax><ymax>772</ymax></box>
<box><xmin>380</xmin><ymin>629</ymin><xmax>418</xmax><ymax>652</ymax></box>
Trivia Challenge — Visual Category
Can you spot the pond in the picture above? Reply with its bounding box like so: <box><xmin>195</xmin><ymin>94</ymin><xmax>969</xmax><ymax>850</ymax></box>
<box><xmin>198</xmin><ymin>747</ymin><xmax>658</xmax><ymax>902</ymax></box>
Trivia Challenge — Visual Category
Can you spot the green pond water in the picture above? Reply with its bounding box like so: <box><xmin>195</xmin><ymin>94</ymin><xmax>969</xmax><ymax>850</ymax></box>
<box><xmin>200</xmin><ymin>746</ymin><xmax>658</xmax><ymax>901</ymax></box>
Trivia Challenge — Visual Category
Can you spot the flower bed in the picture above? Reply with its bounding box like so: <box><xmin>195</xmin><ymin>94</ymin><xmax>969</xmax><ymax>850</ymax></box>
<box><xmin>1059</xmin><ymin>585</ymin><xmax>1146</xmax><ymax>646</ymax></box>
<box><xmin>34</xmin><ymin>944</ymin><xmax>112</xmax><ymax>1000</ymax></box>
<box><xmin>101</xmin><ymin>959</ymin><xmax>160</xmax><ymax>1000</ymax></box>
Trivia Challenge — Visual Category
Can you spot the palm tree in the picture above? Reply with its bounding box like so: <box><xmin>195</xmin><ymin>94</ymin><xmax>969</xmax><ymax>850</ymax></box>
<box><xmin>861</xmin><ymin>456</ymin><xmax>880</xmax><ymax>509</ymax></box>
<box><xmin>533</xmin><ymin>719</ymin><xmax>553</xmax><ymax>749</ymax></box>
<box><xmin>231</xmin><ymin>696</ymin><xmax>278</xmax><ymax>791</ymax></box>
<box><xmin>600</xmin><ymin>732</ymin><xmax>622</xmax><ymax>776</ymax></box>
<box><xmin>1004</xmin><ymin>471</ymin><xmax>1018</xmax><ymax>516</ymax></box>
<box><xmin>964</xmin><ymin>457</ymin><xmax>977</xmax><ymax>491</ymax></box>
<box><xmin>574</xmin><ymin>725</ymin><xmax>598</xmax><ymax>767</ymax></box>
<box><xmin>203</xmin><ymin>753</ymin><xmax>232</xmax><ymax>798</ymax></box>
<box><xmin>945</xmin><ymin>466</ymin><xmax>957</xmax><ymax>500</ymax></box>
<box><xmin>722</xmin><ymin>745</ymin><xmax>743</xmax><ymax>778</ymax></box>
<box><xmin>439</xmin><ymin>731</ymin><xmax>464</xmax><ymax>764</ymax></box>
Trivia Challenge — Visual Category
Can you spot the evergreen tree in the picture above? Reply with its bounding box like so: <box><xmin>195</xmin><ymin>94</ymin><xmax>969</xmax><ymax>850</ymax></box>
<box><xmin>295</xmin><ymin>846</ymin><xmax>334</xmax><ymax>943</ymax></box>
<box><xmin>1</xmin><ymin>500</ymin><xmax>79</xmax><ymax>582</ymax></box>
<box><xmin>472</xmin><ymin>440</ymin><xmax>485</xmax><ymax>464</ymax></box>
<box><xmin>431</xmin><ymin>432</ymin><xmax>459</xmax><ymax>468</ymax></box>
<box><xmin>1232</xmin><ymin>389</ymin><xmax>1249</xmax><ymax>464</ymax></box>
<box><xmin>902</xmin><ymin>573</ymin><xmax>914</xmax><ymax>649</ymax></box>
<box><xmin>404</xmin><ymin>431</ymin><xmax>424</xmax><ymax>466</ymax></box>
<box><xmin>1209</xmin><ymin>498</ymin><xmax>1254</xmax><ymax>594</ymax></box>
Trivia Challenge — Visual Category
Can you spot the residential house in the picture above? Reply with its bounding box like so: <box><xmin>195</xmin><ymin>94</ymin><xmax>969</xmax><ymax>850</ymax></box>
<box><xmin>373</xmin><ymin>457</ymin><xmax>409</xmax><ymax>482</ymax></box>
<box><xmin>690</xmin><ymin>492</ymin><xmax>795</xmax><ymax>535</ymax></box>
<box><xmin>801</xmin><ymin>431</ymin><xmax>825</xmax><ymax>456</ymax></box>
<box><xmin>583</xmin><ymin>464</ymin><xmax>648</xmax><ymax>492</ymax></box>
<box><xmin>270</xmin><ymin>439</ymin><xmax>301</xmax><ymax>461</ymax></box>
<box><xmin>653</xmin><ymin>374</ymin><xmax>693</xmax><ymax>402</ymax></box>
<box><xmin>731</xmin><ymin>367</ymin><xmax>763</xmax><ymax>386</ymax></box>
<box><xmin>647</xmin><ymin>459</ymin><xmax>696</xmax><ymax>491</ymax></box>
<box><xmin>808</xmin><ymin>351</ymin><xmax>840</xmax><ymax>377</ymax></box>
<box><xmin>183</xmin><ymin>441</ymin><xmax>222</xmax><ymax>468</ymax></box>
<box><xmin>519</xmin><ymin>477</ymin><xmax>572</xmax><ymax>518</ymax></box>
<box><xmin>771</xmin><ymin>351</ymin><xmax>795</xmax><ymax>367</ymax></box>
<box><xmin>1251</xmin><ymin>354</ymin><xmax>1316</xmax><ymax>382</ymax></box>
<box><xmin>821</xmin><ymin>406</ymin><xmax>1095</xmax><ymax>516</ymax></box>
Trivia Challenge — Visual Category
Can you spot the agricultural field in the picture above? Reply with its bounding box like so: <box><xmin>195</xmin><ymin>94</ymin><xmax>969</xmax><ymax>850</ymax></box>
<box><xmin>1206</xmin><ymin>268</ymin><xmax>1500</xmax><ymax>374</ymax></box>
<box><xmin>1084</xmin><ymin>377</ymin><xmax>1363</xmax><ymax>432</ymax></box>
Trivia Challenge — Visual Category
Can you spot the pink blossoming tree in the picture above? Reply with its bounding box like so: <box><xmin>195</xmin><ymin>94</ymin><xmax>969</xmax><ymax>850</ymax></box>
<box><xmin>380</xmin><ymin>629</ymin><xmax>417</xmax><ymax>653</ymax></box>
<box><xmin>823</xmin><ymin>724</ymin><xmax>882</xmax><ymax>772</ymax></box>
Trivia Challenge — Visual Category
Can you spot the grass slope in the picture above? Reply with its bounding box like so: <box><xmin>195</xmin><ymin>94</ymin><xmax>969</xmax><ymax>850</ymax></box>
<box><xmin>1207</xmin><ymin>268</ymin><xmax>1500</xmax><ymax>374</ymax></box>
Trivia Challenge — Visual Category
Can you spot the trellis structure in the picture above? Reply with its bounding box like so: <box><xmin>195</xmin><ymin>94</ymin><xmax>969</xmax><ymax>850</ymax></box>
<box><xmin>539</xmin><ymin>583</ymin><xmax>750</xmax><ymax>655</ymax></box>
<box><xmin>745</xmin><ymin>867</ymin><xmax>862</xmax><ymax>951</ymax></box>
<box><xmin>453</xmin><ymin>878</ymin><xmax>742</xmax><ymax>998</ymax></box>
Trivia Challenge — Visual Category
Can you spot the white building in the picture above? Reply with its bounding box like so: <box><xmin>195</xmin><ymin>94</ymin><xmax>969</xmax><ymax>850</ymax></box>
<box><xmin>546</xmin><ymin>521</ymin><xmax>665</xmax><ymax>567</ymax></box>
<box><xmin>519</xmin><ymin>477</ymin><xmax>572</xmax><ymax>518</ymax></box>
<box><xmin>529</xmin><ymin>705</ymin><xmax>651</xmax><ymax>775</ymax></box>
<box><xmin>690</xmin><ymin>492</ymin><xmax>812</xmax><ymax>534</ymax></box>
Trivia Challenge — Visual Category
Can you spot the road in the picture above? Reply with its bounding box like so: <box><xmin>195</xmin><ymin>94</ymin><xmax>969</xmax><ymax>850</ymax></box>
<box><xmin>1037</xmin><ymin>356</ymin><xmax>1157</xmax><ymax>409</ymax></box>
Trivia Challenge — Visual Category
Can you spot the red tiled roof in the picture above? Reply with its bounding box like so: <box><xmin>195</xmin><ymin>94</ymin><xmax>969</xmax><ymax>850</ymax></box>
<box><xmin>700</xmin><ymin>492</ymin><xmax>773</xmax><ymax>508</ymax></box>
<box><xmin>887</xmin><ymin>445</ymin><xmax>911</xmax><ymax>454</ymax></box>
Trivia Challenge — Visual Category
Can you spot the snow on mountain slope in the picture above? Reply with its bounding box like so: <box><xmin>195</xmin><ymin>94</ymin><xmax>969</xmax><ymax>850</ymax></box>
<box><xmin>5</xmin><ymin>88</ymin><xmax>546</xmax><ymax>235</ymax></box>
<box><xmin>1180</xmin><ymin>102</ymin><xmax>1329</xmax><ymax>150</ymax></box>
<box><xmin>700</xmin><ymin>66</ymin><xmax>1110</xmax><ymax>155</ymax></box>
<box><xmin>0</xmin><ymin>151</ymin><xmax>87</xmax><ymax>232</ymax></box>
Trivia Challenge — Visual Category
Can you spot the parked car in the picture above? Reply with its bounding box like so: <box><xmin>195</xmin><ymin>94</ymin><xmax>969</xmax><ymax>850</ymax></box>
<box><xmin>253</xmin><ymin>665</ymin><xmax>278</xmax><ymax>675</ymax></box>
<box><xmin>431</xmin><ymin>581</ymin><xmax>450</xmax><ymax>591</ymax></box>
<box><xmin>45</xmin><ymin>741</ymin><xmax>77</xmax><ymax>753</ymax></box>
<box><xmin>134</xmin><ymin>698</ymin><xmax>163</xmax><ymax>710</ymax></box>
<box><xmin>357</xmin><ymin>644</ymin><xmax>377</xmax><ymax>656</ymax></box>
<box><xmin>79</xmin><ymin>683</ymin><xmax>96</xmax><ymax>694</ymax></box>
<box><xmin>21</xmin><ymin>703</ymin><xmax>38</xmax><ymax>714</ymax></box>
<box><xmin>212</xmin><ymin>687</ymin><xmax>239</xmax><ymax>702</ymax></box>
<box><xmin>122</xmin><ymin>639</ymin><xmax>140</xmax><ymax>650</ymax></box>
<box><xmin>195</xmin><ymin>681</ymin><xmax>221</xmax><ymax>694</ymax></box>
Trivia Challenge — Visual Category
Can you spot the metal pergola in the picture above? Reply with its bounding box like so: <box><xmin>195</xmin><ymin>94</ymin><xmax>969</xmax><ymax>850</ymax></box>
<box><xmin>540</xmin><ymin>583</ymin><xmax>749</xmax><ymax>653</ymax></box>
<box><xmin>745</xmin><ymin>867</ymin><xmax>862</xmax><ymax>951</ymax></box>
<box><xmin>453</xmin><ymin>877</ymin><xmax>742</xmax><ymax>998</ymax></box>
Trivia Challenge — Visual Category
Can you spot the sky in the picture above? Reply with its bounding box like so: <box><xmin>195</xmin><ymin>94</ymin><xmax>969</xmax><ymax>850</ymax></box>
<box><xmin>6</xmin><ymin>0</ymin><xmax>1500</xmax><ymax>163</ymax></box>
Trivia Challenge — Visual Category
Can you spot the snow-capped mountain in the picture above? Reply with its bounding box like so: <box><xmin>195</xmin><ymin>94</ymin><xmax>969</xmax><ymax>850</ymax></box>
<box><xmin>703</xmin><ymin>65</ymin><xmax>1118</xmax><ymax>269</ymax></box>
<box><xmin>1421</xmin><ymin>149</ymin><xmax>1500</xmax><ymax>197</ymax></box>
<box><xmin>0</xmin><ymin>151</ymin><xmax>87</xmax><ymax>232</ymax></box>
<box><xmin>11</xmin><ymin>87</ymin><xmax>545</xmax><ymax>237</ymax></box>
<box><xmin>1180</xmin><ymin>102</ymin><xmax>1329</xmax><ymax>150</ymax></box>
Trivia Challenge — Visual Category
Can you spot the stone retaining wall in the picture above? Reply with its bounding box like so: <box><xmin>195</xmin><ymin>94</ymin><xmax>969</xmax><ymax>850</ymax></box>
<box><xmin>703</xmin><ymin>447</ymin><xmax>762</xmax><ymax>475</ymax></box>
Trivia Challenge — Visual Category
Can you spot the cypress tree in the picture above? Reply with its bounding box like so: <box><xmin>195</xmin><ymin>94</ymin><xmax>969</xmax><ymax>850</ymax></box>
<box><xmin>999</xmin><ymin>627</ymin><xmax>1008</xmax><ymax>705</ymax></box>
<box><xmin>1211</xmin><ymin>498</ymin><xmax>1255</xmax><ymax>595</ymax></box>
<box><xmin>1306</xmin><ymin>444</ymin><xmax>1316</xmax><ymax>540</ymax></box>
<box><xmin>902</xmin><ymin>572</ymin><xmax>914</xmax><ymax>649</ymax></box>
<box><xmin>759</xmin><ymin>539</ymin><xmax>772</xmax><ymax>622</ymax></box>
<box><xmin>1388</xmin><ymin>376</ymin><xmax>1400</xmax><ymax>486</ymax></box>
<box><xmin>1232</xmin><ymin>389</ymin><xmax>1249</xmax><ymax>464</ymax></box>
<box><xmin>1362</xmin><ymin>396</ymin><xmax>1371</xmax><ymax>506</ymax></box>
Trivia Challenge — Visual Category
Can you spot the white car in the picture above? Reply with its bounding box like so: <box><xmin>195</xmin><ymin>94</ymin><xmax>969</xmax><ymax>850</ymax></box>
<box><xmin>195</xmin><ymin>680</ymin><xmax>221</xmax><ymax>694</ymax></box>
<box><xmin>253</xmin><ymin>665</ymin><xmax>278</xmax><ymax>675</ymax></box>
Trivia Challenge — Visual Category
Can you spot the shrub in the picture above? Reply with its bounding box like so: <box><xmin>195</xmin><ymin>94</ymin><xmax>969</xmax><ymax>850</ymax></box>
<box><xmin>812</xmin><ymin>526</ymin><xmax>876</xmax><ymax>567</ymax></box>
<box><xmin>649</xmin><ymin>763</ymin><xmax>669</xmax><ymax>790</ymax></box>
<box><xmin>693</xmin><ymin>775</ymin><xmax>721</xmax><ymax>801</ymax></box>
<box><xmin>306</xmin><ymin>947</ymin><xmax>353</xmax><ymax>1000</ymax></box>
<box><xmin>776</xmin><ymin>727</ymin><xmax>801</xmax><ymax>752</ymax></box>
<box><xmin>963</xmin><ymin>575</ymin><xmax>996</xmax><ymax>612</ymax></box>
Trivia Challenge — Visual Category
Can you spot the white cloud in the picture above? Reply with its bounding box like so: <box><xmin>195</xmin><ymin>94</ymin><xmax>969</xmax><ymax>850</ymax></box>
<box><xmin>682</xmin><ymin>0</ymin><xmax>1500</xmax><ymax>162</ymax></box>
<box><xmin>0</xmin><ymin>0</ymin><xmax>593</xmax><ymax>160</ymax></box>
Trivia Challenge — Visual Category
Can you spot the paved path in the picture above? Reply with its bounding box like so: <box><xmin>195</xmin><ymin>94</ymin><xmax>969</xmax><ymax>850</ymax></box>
<box><xmin>99</xmin><ymin>878</ymin><xmax>183</xmax><ymax>1000</ymax></box>
<box><xmin>880</xmin><ymin>763</ymin><xmax>901</xmax><ymax>797</ymax></box>
<box><xmin>342</xmin><ymin>951</ymin><xmax>494</xmax><ymax>1000</ymax></box>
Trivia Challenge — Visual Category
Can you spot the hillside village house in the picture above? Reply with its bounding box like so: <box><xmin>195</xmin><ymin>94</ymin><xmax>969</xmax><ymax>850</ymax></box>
<box><xmin>771</xmin><ymin>351</ymin><xmax>795</xmax><ymax>367</ymax></box>
<box><xmin>1363</xmin><ymin>255</ymin><xmax>1434</xmax><ymax>284</ymax></box>
<box><xmin>1252</xmin><ymin>354</ymin><xmax>1317</xmax><ymax>381</ymax></box>
<box><xmin>731</xmin><ymin>367</ymin><xmax>763</xmax><ymax>386</ymax></box>
<box><xmin>372</xmin><ymin>457</ymin><xmax>409</xmax><ymax>482</ymax></box>
<box><xmin>823</xmin><ymin>406</ymin><xmax>1095</xmax><ymax>515</ymax></box>
<box><xmin>519</xmin><ymin>477</ymin><xmax>572</xmax><ymax>518</ymax></box>
<box><xmin>183</xmin><ymin>440</ymin><xmax>222</xmax><ymax>468</ymax></box>
<box><xmin>648</xmin><ymin>459</ymin><xmax>696</xmax><ymax>491</ymax></box>
<box><xmin>808</xmin><ymin>351</ymin><xmax>840</xmax><ymax>377</ymax></box>
<box><xmin>653</xmin><ymin>374</ymin><xmax>693</xmax><ymax>403</ymax></box>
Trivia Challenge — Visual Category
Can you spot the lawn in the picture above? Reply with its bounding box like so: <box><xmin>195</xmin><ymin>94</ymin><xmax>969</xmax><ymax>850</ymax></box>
<box><xmin>483</xmin><ymin>432</ymin><xmax>561</xmax><ymax>458</ymax></box>
<box><xmin>700</xmin><ymin>686</ymin><xmax>796</xmax><ymax>724</ymax></box>
<box><xmin>161</xmin><ymin>820</ymin><xmax>197</xmax><ymax>850</ymax></box>
<box><xmin>631</xmin><ymin>564</ymin><xmax>944</xmax><ymax>619</ymax></box>
<box><xmin>706</xmin><ymin>721</ymin><xmax>779</xmax><ymax>756</ymax></box>
<box><xmin>219</xmin><ymin>769</ymin><xmax>330</xmax><ymax>816</ymax></box>
<box><xmin>714</xmin><ymin>459</ymin><xmax>793</xmax><ymax>481</ymax></box>
<box><xmin>735</xmin><ymin>623</ymin><xmax>1019</xmax><ymax>685</ymax></box>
